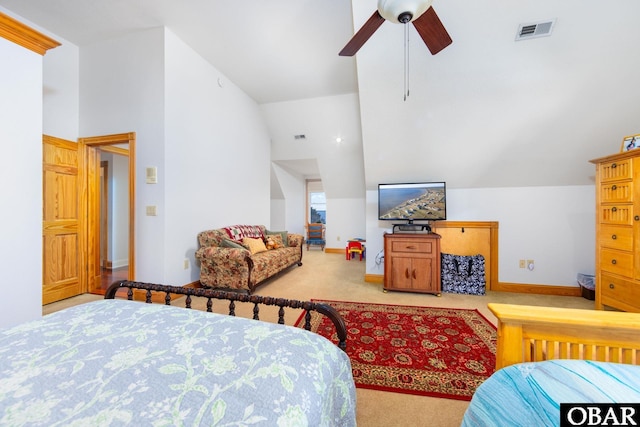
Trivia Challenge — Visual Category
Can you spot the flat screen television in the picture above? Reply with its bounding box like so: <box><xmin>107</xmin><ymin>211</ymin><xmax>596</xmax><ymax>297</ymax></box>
<box><xmin>378</xmin><ymin>182</ymin><xmax>446</xmax><ymax>222</ymax></box>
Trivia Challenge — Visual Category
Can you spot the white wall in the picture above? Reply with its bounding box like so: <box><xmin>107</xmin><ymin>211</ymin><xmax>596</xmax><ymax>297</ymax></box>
<box><xmin>80</xmin><ymin>27</ymin><xmax>167</xmax><ymax>284</ymax></box>
<box><xmin>366</xmin><ymin>185</ymin><xmax>595</xmax><ymax>287</ymax></box>
<box><xmin>111</xmin><ymin>154</ymin><xmax>129</xmax><ymax>268</ymax></box>
<box><xmin>43</xmin><ymin>38</ymin><xmax>79</xmax><ymax>140</ymax></box>
<box><xmin>271</xmin><ymin>163</ymin><xmax>306</xmax><ymax>235</ymax></box>
<box><xmin>0</xmin><ymin>36</ymin><xmax>44</xmax><ymax>327</ymax></box>
<box><xmin>262</xmin><ymin>93</ymin><xmax>365</xmax><ymax>245</ymax></box>
<box><xmin>80</xmin><ymin>28</ymin><xmax>273</xmax><ymax>286</ymax></box>
<box><xmin>163</xmin><ymin>29</ymin><xmax>271</xmax><ymax>285</ymax></box>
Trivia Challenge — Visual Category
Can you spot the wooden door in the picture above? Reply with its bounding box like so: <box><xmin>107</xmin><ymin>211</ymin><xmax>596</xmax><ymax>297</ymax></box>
<box><xmin>390</xmin><ymin>256</ymin><xmax>414</xmax><ymax>290</ymax></box>
<box><xmin>42</xmin><ymin>135</ymin><xmax>85</xmax><ymax>304</ymax></box>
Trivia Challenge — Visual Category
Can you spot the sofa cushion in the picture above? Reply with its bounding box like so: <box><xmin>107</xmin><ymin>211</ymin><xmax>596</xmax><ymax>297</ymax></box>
<box><xmin>266</xmin><ymin>230</ymin><xmax>288</xmax><ymax>247</ymax></box>
<box><xmin>243</xmin><ymin>237</ymin><xmax>268</xmax><ymax>255</ymax></box>
<box><xmin>224</xmin><ymin>225</ymin><xmax>265</xmax><ymax>242</ymax></box>
<box><xmin>221</xmin><ymin>238</ymin><xmax>248</xmax><ymax>251</ymax></box>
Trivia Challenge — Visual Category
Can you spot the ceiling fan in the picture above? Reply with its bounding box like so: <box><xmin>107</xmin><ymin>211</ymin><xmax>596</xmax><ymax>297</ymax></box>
<box><xmin>339</xmin><ymin>0</ymin><xmax>452</xmax><ymax>56</ymax></box>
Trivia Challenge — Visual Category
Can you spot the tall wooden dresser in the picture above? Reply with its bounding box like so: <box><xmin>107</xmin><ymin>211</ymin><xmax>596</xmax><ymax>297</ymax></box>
<box><xmin>590</xmin><ymin>150</ymin><xmax>640</xmax><ymax>312</ymax></box>
<box><xmin>383</xmin><ymin>233</ymin><xmax>441</xmax><ymax>295</ymax></box>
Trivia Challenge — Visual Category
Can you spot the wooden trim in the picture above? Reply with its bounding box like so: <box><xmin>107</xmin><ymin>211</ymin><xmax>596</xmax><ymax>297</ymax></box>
<box><xmin>365</xmin><ymin>274</ymin><xmax>383</xmax><ymax>284</ymax></box>
<box><xmin>431</xmin><ymin>220</ymin><xmax>499</xmax><ymax>290</ymax></box>
<box><xmin>489</xmin><ymin>303</ymin><xmax>640</xmax><ymax>369</ymax></box>
<box><xmin>325</xmin><ymin>248</ymin><xmax>343</xmax><ymax>254</ymax></box>
<box><xmin>0</xmin><ymin>12</ymin><xmax>60</xmax><ymax>55</ymax></box>
<box><xmin>79</xmin><ymin>132</ymin><xmax>136</xmax><ymax>288</ymax></box>
<box><xmin>492</xmin><ymin>282</ymin><xmax>582</xmax><ymax>297</ymax></box>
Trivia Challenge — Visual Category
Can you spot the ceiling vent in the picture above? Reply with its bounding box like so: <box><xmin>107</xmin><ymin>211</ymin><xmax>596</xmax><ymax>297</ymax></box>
<box><xmin>294</xmin><ymin>134</ymin><xmax>306</xmax><ymax>140</ymax></box>
<box><xmin>515</xmin><ymin>19</ymin><xmax>556</xmax><ymax>41</ymax></box>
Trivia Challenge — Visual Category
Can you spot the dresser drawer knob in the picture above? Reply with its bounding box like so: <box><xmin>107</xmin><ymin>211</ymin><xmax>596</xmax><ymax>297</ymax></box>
<box><xmin>609</xmin><ymin>283</ymin><xmax>615</xmax><ymax>289</ymax></box>
<box><xmin>611</xmin><ymin>206</ymin><xmax>617</xmax><ymax>212</ymax></box>
<box><xmin>636</xmin><ymin>215</ymin><xmax>640</xmax><ymax>221</ymax></box>
<box><xmin>612</xmin><ymin>234</ymin><xmax>617</xmax><ymax>240</ymax></box>
<box><xmin>611</xmin><ymin>163</ymin><xmax>617</xmax><ymax>169</ymax></box>
<box><xmin>612</xmin><ymin>184</ymin><xmax>617</xmax><ymax>190</ymax></box>
<box><xmin>611</xmin><ymin>259</ymin><xmax>617</xmax><ymax>265</ymax></box>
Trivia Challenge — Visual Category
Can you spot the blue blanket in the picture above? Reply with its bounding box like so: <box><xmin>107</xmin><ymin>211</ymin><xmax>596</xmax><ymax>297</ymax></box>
<box><xmin>0</xmin><ymin>299</ymin><xmax>356</xmax><ymax>426</ymax></box>
<box><xmin>462</xmin><ymin>360</ymin><xmax>640</xmax><ymax>427</ymax></box>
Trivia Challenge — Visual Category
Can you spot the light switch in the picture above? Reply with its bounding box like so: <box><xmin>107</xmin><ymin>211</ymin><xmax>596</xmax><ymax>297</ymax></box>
<box><xmin>146</xmin><ymin>205</ymin><xmax>157</xmax><ymax>216</ymax></box>
<box><xmin>146</xmin><ymin>167</ymin><xmax>158</xmax><ymax>184</ymax></box>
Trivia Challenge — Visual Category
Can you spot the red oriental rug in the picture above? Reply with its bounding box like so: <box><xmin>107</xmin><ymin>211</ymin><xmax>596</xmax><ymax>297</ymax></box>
<box><xmin>295</xmin><ymin>300</ymin><xmax>497</xmax><ymax>400</ymax></box>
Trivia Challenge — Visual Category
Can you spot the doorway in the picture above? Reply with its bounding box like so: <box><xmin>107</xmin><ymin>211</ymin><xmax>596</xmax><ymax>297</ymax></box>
<box><xmin>79</xmin><ymin>133</ymin><xmax>136</xmax><ymax>294</ymax></box>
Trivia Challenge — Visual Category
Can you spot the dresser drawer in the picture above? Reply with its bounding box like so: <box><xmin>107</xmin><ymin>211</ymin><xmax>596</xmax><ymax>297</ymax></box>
<box><xmin>598</xmin><ymin>204</ymin><xmax>635</xmax><ymax>226</ymax></box>
<box><xmin>598</xmin><ymin>225</ymin><xmax>634</xmax><ymax>251</ymax></box>
<box><xmin>600</xmin><ymin>159</ymin><xmax>632</xmax><ymax>182</ymax></box>
<box><xmin>600</xmin><ymin>274</ymin><xmax>640</xmax><ymax>304</ymax></box>
<box><xmin>390</xmin><ymin>240</ymin><xmax>434</xmax><ymax>254</ymax></box>
<box><xmin>600</xmin><ymin>248</ymin><xmax>634</xmax><ymax>277</ymax></box>
<box><xmin>600</xmin><ymin>181</ymin><xmax>633</xmax><ymax>203</ymax></box>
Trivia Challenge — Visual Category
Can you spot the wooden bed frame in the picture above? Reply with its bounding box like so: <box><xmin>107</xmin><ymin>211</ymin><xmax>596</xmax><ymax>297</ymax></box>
<box><xmin>489</xmin><ymin>303</ymin><xmax>640</xmax><ymax>369</ymax></box>
<box><xmin>105</xmin><ymin>280</ymin><xmax>348</xmax><ymax>351</ymax></box>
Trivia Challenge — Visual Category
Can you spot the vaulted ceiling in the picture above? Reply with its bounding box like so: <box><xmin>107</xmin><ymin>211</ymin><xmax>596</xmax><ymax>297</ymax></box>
<box><xmin>3</xmin><ymin>0</ymin><xmax>640</xmax><ymax>190</ymax></box>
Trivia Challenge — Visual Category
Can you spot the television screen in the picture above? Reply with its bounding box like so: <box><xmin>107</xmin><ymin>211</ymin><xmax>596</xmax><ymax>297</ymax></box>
<box><xmin>378</xmin><ymin>182</ymin><xmax>446</xmax><ymax>221</ymax></box>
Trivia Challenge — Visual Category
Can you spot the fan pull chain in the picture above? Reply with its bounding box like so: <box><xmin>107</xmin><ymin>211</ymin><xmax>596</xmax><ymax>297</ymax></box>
<box><xmin>404</xmin><ymin>23</ymin><xmax>410</xmax><ymax>101</ymax></box>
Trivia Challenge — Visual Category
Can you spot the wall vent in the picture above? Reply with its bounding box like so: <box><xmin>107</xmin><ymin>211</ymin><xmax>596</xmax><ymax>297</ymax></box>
<box><xmin>294</xmin><ymin>134</ymin><xmax>306</xmax><ymax>140</ymax></box>
<box><xmin>515</xmin><ymin>19</ymin><xmax>555</xmax><ymax>41</ymax></box>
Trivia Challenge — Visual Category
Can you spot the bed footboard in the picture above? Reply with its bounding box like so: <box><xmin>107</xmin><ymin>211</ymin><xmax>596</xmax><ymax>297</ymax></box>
<box><xmin>105</xmin><ymin>280</ymin><xmax>347</xmax><ymax>351</ymax></box>
<box><xmin>488</xmin><ymin>303</ymin><xmax>640</xmax><ymax>369</ymax></box>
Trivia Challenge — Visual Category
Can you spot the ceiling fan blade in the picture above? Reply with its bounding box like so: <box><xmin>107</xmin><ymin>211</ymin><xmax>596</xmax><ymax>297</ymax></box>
<box><xmin>339</xmin><ymin>10</ymin><xmax>386</xmax><ymax>56</ymax></box>
<box><xmin>412</xmin><ymin>7</ymin><xmax>452</xmax><ymax>55</ymax></box>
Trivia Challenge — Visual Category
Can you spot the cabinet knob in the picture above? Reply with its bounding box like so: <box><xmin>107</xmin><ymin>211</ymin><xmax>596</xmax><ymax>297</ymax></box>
<box><xmin>612</xmin><ymin>184</ymin><xmax>617</xmax><ymax>190</ymax></box>
<box><xmin>611</xmin><ymin>206</ymin><xmax>617</xmax><ymax>212</ymax></box>
<box><xmin>405</xmin><ymin>268</ymin><xmax>409</xmax><ymax>279</ymax></box>
<box><xmin>612</xmin><ymin>234</ymin><xmax>617</xmax><ymax>240</ymax></box>
<box><xmin>412</xmin><ymin>270</ymin><xmax>417</xmax><ymax>279</ymax></box>
<box><xmin>609</xmin><ymin>283</ymin><xmax>615</xmax><ymax>289</ymax></box>
<box><xmin>635</xmin><ymin>215</ymin><xmax>640</xmax><ymax>221</ymax></box>
<box><xmin>611</xmin><ymin>163</ymin><xmax>617</xmax><ymax>169</ymax></box>
<box><xmin>611</xmin><ymin>259</ymin><xmax>617</xmax><ymax>265</ymax></box>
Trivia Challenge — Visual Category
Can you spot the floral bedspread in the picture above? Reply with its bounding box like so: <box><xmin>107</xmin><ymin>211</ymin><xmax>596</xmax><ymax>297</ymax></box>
<box><xmin>0</xmin><ymin>300</ymin><xmax>356</xmax><ymax>426</ymax></box>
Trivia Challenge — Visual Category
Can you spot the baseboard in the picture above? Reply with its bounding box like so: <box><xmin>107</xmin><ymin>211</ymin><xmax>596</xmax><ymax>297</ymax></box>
<box><xmin>493</xmin><ymin>282</ymin><xmax>582</xmax><ymax>297</ymax></box>
<box><xmin>365</xmin><ymin>275</ymin><xmax>581</xmax><ymax>296</ymax></box>
<box><xmin>365</xmin><ymin>274</ymin><xmax>383</xmax><ymax>284</ymax></box>
<box><xmin>325</xmin><ymin>248</ymin><xmax>343</xmax><ymax>254</ymax></box>
<box><xmin>183</xmin><ymin>281</ymin><xmax>202</xmax><ymax>289</ymax></box>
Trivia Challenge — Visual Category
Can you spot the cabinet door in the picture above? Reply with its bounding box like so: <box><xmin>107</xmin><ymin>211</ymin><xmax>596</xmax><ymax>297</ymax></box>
<box><xmin>390</xmin><ymin>256</ymin><xmax>415</xmax><ymax>290</ymax></box>
<box><xmin>390</xmin><ymin>256</ymin><xmax>435</xmax><ymax>291</ymax></box>
<box><xmin>411</xmin><ymin>256</ymin><xmax>436</xmax><ymax>292</ymax></box>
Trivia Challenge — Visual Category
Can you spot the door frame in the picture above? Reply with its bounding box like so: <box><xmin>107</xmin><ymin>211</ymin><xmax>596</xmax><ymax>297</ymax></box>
<box><xmin>79</xmin><ymin>132</ymin><xmax>136</xmax><ymax>293</ymax></box>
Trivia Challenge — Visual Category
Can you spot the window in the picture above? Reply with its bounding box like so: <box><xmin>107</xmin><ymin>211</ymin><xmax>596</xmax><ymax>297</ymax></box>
<box><xmin>307</xmin><ymin>179</ymin><xmax>325</xmax><ymax>224</ymax></box>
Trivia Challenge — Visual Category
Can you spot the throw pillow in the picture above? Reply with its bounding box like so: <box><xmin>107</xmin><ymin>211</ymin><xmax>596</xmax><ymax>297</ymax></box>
<box><xmin>269</xmin><ymin>233</ymin><xmax>284</xmax><ymax>248</ymax></box>
<box><xmin>221</xmin><ymin>238</ymin><xmax>248</xmax><ymax>251</ymax></box>
<box><xmin>242</xmin><ymin>237</ymin><xmax>268</xmax><ymax>255</ymax></box>
<box><xmin>266</xmin><ymin>230</ymin><xmax>288</xmax><ymax>247</ymax></box>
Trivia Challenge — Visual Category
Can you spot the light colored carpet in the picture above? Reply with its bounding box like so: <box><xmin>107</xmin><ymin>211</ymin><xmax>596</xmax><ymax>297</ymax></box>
<box><xmin>44</xmin><ymin>249</ymin><xmax>594</xmax><ymax>427</ymax></box>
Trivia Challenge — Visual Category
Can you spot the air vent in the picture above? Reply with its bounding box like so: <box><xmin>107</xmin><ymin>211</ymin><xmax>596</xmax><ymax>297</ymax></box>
<box><xmin>294</xmin><ymin>134</ymin><xmax>306</xmax><ymax>140</ymax></box>
<box><xmin>515</xmin><ymin>19</ymin><xmax>555</xmax><ymax>41</ymax></box>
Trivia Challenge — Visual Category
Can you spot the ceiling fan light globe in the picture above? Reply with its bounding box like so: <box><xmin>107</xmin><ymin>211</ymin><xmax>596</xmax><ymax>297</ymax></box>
<box><xmin>377</xmin><ymin>0</ymin><xmax>434</xmax><ymax>24</ymax></box>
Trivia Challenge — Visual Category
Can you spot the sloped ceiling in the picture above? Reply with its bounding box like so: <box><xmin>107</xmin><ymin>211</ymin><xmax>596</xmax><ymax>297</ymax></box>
<box><xmin>2</xmin><ymin>0</ymin><xmax>640</xmax><ymax>191</ymax></box>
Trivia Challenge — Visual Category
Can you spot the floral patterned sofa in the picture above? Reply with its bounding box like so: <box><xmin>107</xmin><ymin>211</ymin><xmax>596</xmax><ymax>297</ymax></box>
<box><xmin>195</xmin><ymin>225</ymin><xmax>303</xmax><ymax>294</ymax></box>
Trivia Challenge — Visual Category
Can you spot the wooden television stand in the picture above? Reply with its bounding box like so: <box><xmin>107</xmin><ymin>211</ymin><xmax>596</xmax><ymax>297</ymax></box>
<box><xmin>383</xmin><ymin>232</ymin><xmax>441</xmax><ymax>295</ymax></box>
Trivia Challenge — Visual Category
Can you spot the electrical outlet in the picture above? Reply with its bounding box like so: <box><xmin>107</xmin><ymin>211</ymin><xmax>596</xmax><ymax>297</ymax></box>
<box><xmin>183</xmin><ymin>259</ymin><xmax>189</xmax><ymax>269</ymax></box>
<box><xmin>519</xmin><ymin>259</ymin><xmax>525</xmax><ymax>268</ymax></box>
<box><xmin>527</xmin><ymin>260</ymin><xmax>535</xmax><ymax>271</ymax></box>
<box><xmin>337</xmin><ymin>236</ymin><xmax>340</xmax><ymax>241</ymax></box>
